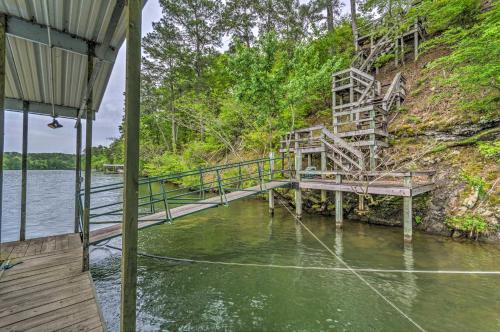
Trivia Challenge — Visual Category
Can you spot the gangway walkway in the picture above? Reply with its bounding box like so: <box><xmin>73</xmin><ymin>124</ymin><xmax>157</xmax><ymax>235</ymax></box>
<box><xmin>89</xmin><ymin>181</ymin><xmax>289</xmax><ymax>244</ymax></box>
<box><xmin>82</xmin><ymin>156</ymin><xmax>292</xmax><ymax>245</ymax></box>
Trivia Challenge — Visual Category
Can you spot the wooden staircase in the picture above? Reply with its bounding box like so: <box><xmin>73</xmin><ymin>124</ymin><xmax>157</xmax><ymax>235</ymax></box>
<box><xmin>281</xmin><ymin>5</ymin><xmax>421</xmax><ymax>174</ymax></box>
<box><xmin>281</xmin><ymin>67</ymin><xmax>406</xmax><ymax>173</ymax></box>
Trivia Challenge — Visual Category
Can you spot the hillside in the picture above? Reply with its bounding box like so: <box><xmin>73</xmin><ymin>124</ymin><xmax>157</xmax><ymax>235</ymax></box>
<box><xmin>99</xmin><ymin>0</ymin><xmax>499</xmax><ymax>241</ymax></box>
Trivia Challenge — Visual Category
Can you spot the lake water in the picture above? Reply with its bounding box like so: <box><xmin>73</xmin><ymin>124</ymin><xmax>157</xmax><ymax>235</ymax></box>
<box><xmin>2</xmin><ymin>170</ymin><xmax>500</xmax><ymax>331</ymax></box>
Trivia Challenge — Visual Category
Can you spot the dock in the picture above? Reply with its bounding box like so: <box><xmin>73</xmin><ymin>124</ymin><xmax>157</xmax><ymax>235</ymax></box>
<box><xmin>89</xmin><ymin>180</ymin><xmax>289</xmax><ymax>244</ymax></box>
<box><xmin>0</xmin><ymin>234</ymin><xmax>105</xmax><ymax>331</ymax></box>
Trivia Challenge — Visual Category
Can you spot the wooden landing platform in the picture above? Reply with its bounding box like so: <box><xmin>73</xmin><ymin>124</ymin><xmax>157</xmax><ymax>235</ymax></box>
<box><xmin>89</xmin><ymin>180</ymin><xmax>291</xmax><ymax>244</ymax></box>
<box><xmin>298</xmin><ymin>179</ymin><xmax>434</xmax><ymax>197</ymax></box>
<box><xmin>0</xmin><ymin>234</ymin><xmax>105</xmax><ymax>331</ymax></box>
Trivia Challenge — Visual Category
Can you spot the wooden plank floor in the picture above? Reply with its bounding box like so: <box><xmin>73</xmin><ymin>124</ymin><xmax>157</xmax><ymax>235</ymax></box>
<box><xmin>89</xmin><ymin>180</ymin><xmax>291</xmax><ymax>244</ymax></box>
<box><xmin>0</xmin><ymin>234</ymin><xmax>105</xmax><ymax>331</ymax></box>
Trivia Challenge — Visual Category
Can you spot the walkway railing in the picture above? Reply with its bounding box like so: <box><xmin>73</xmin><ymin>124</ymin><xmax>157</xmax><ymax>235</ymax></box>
<box><xmin>78</xmin><ymin>155</ymin><xmax>292</xmax><ymax>233</ymax></box>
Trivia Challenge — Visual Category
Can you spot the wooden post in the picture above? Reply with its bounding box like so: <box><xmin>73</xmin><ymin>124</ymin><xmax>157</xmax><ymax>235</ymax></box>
<box><xmin>20</xmin><ymin>101</ymin><xmax>29</xmax><ymax>241</ymax></box>
<box><xmin>414</xmin><ymin>20</ymin><xmax>419</xmax><ymax>60</ymax></box>
<box><xmin>268</xmin><ymin>152</ymin><xmax>274</xmax><ymax>215</ymax></box>
<box><xmin>294</xmin><ymin>133</ymin><xmax>302</xmax><ymax>218</ymax></box>
<box><xmin>395</xmin><ymin>38</ymin><xmax>399</xmax><ymax>66</ymax></box>
<box><xmin>349</xmin><ymin>71</ymin><xmax>354</xmax><ymax>122</ymax></box>
<box><xmin>121</xmin><ymin>1</ymin><xmax>142</xmax><ymax>330</ymax></box>
<box><xmin>400</xmin><ymin>37</ymin><xmax>405</xmax><ymax>65</ymax></box>
<box><xmin>335</xmin><ymin>174</ymin><xmax>343</xmax><ymax>227</ymax></box>
<box><xmin>369</xmin><ymin>107</ymin><xmax>376</xmax><ymax>171</ymax></box>
<box><xmin>82</xmin><ymin>45</ymin><xmax>94</xmax><ymax>272</ymax></box>
<box><xmin>332</xmin><ymin>76</ymin><xmax>337</xmax><ymax>133</ymax></box>
<box><xmin>0</xmin><ymin>14</ymin><xmax>5</xmax><ymax>255</ymax></box>
<box><xmin>404</xmin><ymin>175</ymin><xmax>413</xmax><ymax>242</ymax></box>
<box><xmin>320</xmin><ymin>131</ymin><xmax>327</xmax><ymax>203</ymax></box>
<box><xmin>75</xmin><ymin>119</ymin><xmax>82</xmax><ymax>233</ymax></box>
<box><xmin>280</xmin><ymin>152</ymin><xmax>285</xmax><ymax>177</ymax></box>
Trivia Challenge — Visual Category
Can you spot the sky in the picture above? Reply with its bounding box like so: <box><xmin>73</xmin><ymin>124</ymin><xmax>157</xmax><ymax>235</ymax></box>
<box><xmin>4</xmin><ymin>0</ymin><xmax>351</xmax><ymax>154</ymax></box>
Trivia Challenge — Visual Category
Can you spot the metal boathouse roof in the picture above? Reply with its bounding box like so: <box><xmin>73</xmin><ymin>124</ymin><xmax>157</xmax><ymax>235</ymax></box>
<box><xmin>0</xmin><ymin>0</ymin><xmax>133</xmax><ymax>119</ymax></box>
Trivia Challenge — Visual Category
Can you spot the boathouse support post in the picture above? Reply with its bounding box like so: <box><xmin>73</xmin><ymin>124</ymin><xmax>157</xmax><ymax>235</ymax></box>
<box><xmin>0</xmin><ymin>14</ymin><xmax>5</xmax><ymax>254</ymax></box>
<box><xmin>294</xmin><ymin>133</ymin><xmax>302</xmax><ymax>218</ymax></box>
<box><xmin>335</xmin><ymin>174</ymin><xmax>343</xmax><ymax>227</ymax></box>
<box><xmin>268</xmin><ymin>152</ymin><xmax>274</xmax><ymax>215</ymax></box>
<box><xmin>121</xmin><ymin>0</ymin><xmax>141</xmax><ymax>330</ymax></box>
<box><xmin>320</xmin><ymin>132</ymin><xmax>327</xmax><ymax>203</ymax></box>
<box><xmin>20</xmin><ymin>101</ymin><xmax>29</xmax><ymax>241</ymax></box>
<box><xmin>403</xmin><ymin>175</ymin><xmax>413</xmax><ymax>242</ymax></box>
<box><xmin>75</xmin><ymin>119</ymin><xmax>82</xmax><ymax>233</ymax></box>
<box><xmin>82</xmin><ymin>44</ymin><xmax>94</xmax><ymax>272</ymax></box>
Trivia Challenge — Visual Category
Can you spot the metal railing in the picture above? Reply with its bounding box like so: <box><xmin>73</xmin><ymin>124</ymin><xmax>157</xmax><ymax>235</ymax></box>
<box><xmin>77</xmin><ymin>155</ymin><xmax>292</xmax><ymax>233</ymax></box>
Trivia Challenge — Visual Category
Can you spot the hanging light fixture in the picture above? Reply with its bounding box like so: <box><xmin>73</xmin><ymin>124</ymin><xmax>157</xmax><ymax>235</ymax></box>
<box><xmin>44</xmin><ymin>0</ymin><xmax>61</xmax><ymax>129</ymax></box>
<box><xmin>47</xmin><ymin>118</ymin><xmax>63</xmax><ymax>129</ymax></box>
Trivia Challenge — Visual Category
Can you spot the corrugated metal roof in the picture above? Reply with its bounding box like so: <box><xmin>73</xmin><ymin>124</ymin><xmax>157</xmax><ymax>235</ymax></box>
<box><xmin>0</xmin><ymin>0</ymin><xmax>132</xmax><ymax>119</ymax></box>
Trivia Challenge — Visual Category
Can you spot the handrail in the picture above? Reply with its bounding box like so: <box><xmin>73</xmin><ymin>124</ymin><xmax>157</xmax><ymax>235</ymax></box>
<box><xmin>321</xmin><ymin>127</ymin><xmax>364</xmax><ymax>160</ymax></box>
<box><xmin>80</xmin><ymin>155</ymin><xmax>292</xmax><ymax>228</ymax></box>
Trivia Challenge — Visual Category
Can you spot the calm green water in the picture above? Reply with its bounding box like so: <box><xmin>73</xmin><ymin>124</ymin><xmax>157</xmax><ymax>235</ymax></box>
<box><xmin>90</xmin><ymin>198</ymin><xmax>500</xmax><ymax>332</ymax></box>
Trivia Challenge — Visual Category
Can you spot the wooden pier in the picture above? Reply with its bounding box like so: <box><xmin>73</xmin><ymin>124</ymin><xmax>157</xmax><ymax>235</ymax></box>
<box><xmin>0</xmin><ymin>234</ymin><xmax>105</xmax><ymax>331</ymax></box>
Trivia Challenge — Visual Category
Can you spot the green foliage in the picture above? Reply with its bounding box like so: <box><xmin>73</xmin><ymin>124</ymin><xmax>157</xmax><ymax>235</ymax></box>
<box><xmin>446</xmin><ymin>213</ymin><xmax>489</xmax><ymax>238</ymax></box>
<box><xmin>410</xmin><ymin>0</ymin><xmax>480</xmax><ymax>34</ymax></box>
<box><xmin>3</xmin><ymin>152</ymin><xmax>76</xmax><ymax>170</ymax></box>
<box><xmin>420</xmin><ymin>0</ymin><xmax>499</xmax><ymax>114</ymax></box>
<box><xmin>460</xmin><ymin>171</ymin><xmax>487</xmax><ymax>198</ymax></box>
<box><xmin>143</xmin><ymin>153</ymin><xmax>187</xmax><ymax>177</ymax></box>
<box><xmin>477</xmin><ymin>141</ymin><xmax>500</xmax><ymax>161</ymax></box>
<box><xmin>373</xmin><ymin>53</ymin><xmax>395</xmax><ymax>68</ymax></box>
<box><xmin>415</xmin><ymin>215</ymin><xmax>423</xmax><ymax>225</ymax></box>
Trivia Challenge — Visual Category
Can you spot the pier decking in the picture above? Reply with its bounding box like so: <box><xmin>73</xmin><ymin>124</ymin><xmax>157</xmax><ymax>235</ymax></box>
<box><xmin>89</xmin><ymin>180</ymin><xmax>290</xmax><ymax>244</ymax></box>
<box><xmin>0</xmin><ymin>234</ymin><xmax>105</xmax><ymax>331</ymax></box>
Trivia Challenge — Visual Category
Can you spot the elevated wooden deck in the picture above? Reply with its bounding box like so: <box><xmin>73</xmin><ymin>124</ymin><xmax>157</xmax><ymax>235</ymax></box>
<box><xmin>89</xmin><ymin>180</ymin><xmax>291</xmax><ymax>244</ymax></box>
<box><xmin>298</xmin><ymin>179</ymin><xmax>434</xmax><ymax>197</ymax></box>
<box><xmin>0</xmin><ymin>234</ymin><xmax>105</xmax><ymax>331</ymax></box>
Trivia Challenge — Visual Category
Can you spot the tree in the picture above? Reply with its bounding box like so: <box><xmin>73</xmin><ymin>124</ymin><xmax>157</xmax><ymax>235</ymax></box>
<box><xmin>350</xmin><ymin>0</ymin><xmax>359</xmax><ymax>51</ymax></box>
<box><xmin>311</xmin><ymin>0</ymin><xmax>342</xmax><ymax>33</ymax></box>
<box><xmin>223</xmin><ymin>0</ymin><xmax>260</xmax><ymax>47</ymax></box>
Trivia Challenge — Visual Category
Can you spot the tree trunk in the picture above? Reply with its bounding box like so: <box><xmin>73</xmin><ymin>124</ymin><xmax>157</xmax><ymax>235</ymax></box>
<box><xmin>350</xmin><ymin>0</ymin><xmax>358</xmax><ymax>51</ymax></box>
<box><xmin>326</xmin><ymin>2</ymin><xmax>334</xmax><ymax>33</ymax></box>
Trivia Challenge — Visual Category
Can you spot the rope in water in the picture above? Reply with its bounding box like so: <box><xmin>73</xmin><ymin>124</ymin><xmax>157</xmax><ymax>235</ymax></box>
<box><xmin>94</xmin><ymin>198</ymin><xmax>500</xmax><ymax>331</ymax></box>
<box><xmin>274</xmin><ymin>198</ymin><xmax>427</xmax><ymax>332</ymax></box>
<box><xmin>97</xmin><ymin>244</ymin><xmax>500</xmax><ymax>275</ymax></box>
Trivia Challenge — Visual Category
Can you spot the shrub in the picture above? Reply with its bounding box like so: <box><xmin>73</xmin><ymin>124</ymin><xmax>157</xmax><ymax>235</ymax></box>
<box><xmin>477</xmin><ymin>141</ymin><xmax>500</xmax><ymax>161</ymax></box>
<box><xmin>460</xmin><ymin>171</ymin><xmax>487</xmax><ymax>198</ymax></box>
<box><xmin>445</xmin><ymin>214</ymin><xmax>489</xmax><ymax>239</ymax></box>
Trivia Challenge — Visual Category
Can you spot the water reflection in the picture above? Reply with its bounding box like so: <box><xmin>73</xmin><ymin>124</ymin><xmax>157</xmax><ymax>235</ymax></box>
<box><xmin>90</xmin><ymin>198</ymin><xmax>500</xmax><ymax>332</ymax></box>
<box><xmin>335</xmin><ymin>227</ymin><xmax>343</xmax><ymax>259</ymax></box>
<box><xmin>402</xmin><ymin>241</ymin><xmax>418</xmax><ymax>307</ymax></box>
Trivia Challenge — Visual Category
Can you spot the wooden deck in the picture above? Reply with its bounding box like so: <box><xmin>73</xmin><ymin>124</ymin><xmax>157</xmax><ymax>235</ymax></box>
<box><xmin>298</xmin><ymin>179</ymin><xmax>434</xmax><ymax>197</ymax></box>
<box><xmin>0</xmin><ymin>234</ymin><xmax>105</xmax><ymax>331</ymax></box>
<box><xmin>89</xmin><ymin>180</ymin><xmax>291</xmax><ymax>244</ymax></box>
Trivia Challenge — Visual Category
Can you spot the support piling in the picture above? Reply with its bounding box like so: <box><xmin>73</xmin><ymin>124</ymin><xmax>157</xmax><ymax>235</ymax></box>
<box><xmin>320</xmin><ymin>132</ymin><xmax>327</xmax><ymax>203</ymax></box>
<box><xmin>82</xmin><ymin>45</ymin><xmax>94</xmax><ymax>272</ymax></box>
<box><xmin>0</xmin><ymin>14</ymin><xmax>5</xmax><ymax>252</ymax></box>
<box><xmin>75</xmin><ymin>119</ymin><xmax>82</xmax><ymax>233</ymax></box>
<box><xmin>404</xmin><ymin>175</ymin><xmax>413</xmax><ymax>242</ymax></box>
<box><xmin>268</xmin><ymin>152</ymin><xmax>275</xmax><ymax>215</ymax></box>
<box><xmin>20</xmin><ymin>101</ymin><xmax>28</xmax><ymax>241</ymax></box>
<box><xmin>335</xmin><ymin>174</ymin><xmax>343</xmax><ymax>227</ymax></box>
<box><xmin>121</xmin><ymin>1</ymin><xmax>142</xmax><ymax>330</ymax></box>
<box><xmin>294</xmin><ymin>133</ymin><xmax>302</xmax><ymax>218</ymax></box>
